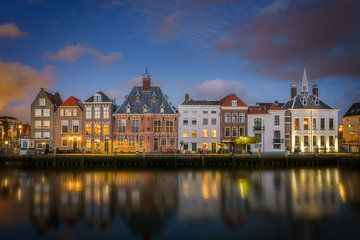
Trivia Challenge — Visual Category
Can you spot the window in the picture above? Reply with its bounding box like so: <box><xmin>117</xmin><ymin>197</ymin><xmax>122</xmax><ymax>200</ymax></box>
<box><xmin>211</xmin><ymin>118</ymin><xmax>216</xmax><ymax>125</ymax></box>
<box><xmin>166</xmin><ymin>120</ymin><xmax>174</xmax><ymax>132</ymax></box>
<box><xmin>294</xmin><ymin>118</ymin><xmax>300</xmax><ymax>130</ymax></box>
<box><xmin>232</xmin><ymin>127</ymin><xmax>238</xmax><ymax>137</ymax></box>
<box><xmin>61</xmin><ymin>120</ymin><xmax>68</xmax><ymax>133</ymax></box>
<box><xmin>35</xmin><ymin>120</ymin><xmax>42</xmax><ymax>129</ymax></box>
<box><xmin>73</xmin><ymin>109</ymin><xmax>77</xmax><ymax>117</ymax></box>
<box><xmin>161</xmin><ymin>138</ymin><xmax>166</xmax><ymax>146</ymax></box>
<box><xmin>191</xmin><ymin>118</ymin><xmax>197</xmax><ymax>125</ymax></box>
<box><xmin>43</xmin><ymin>109</ymin><xmax>50</xmax><ymax>117</ymax></box>
<box><xmin>225</xmin><ymin>113</ymin><xmax>231</xmax><ymax>123</ymax></box>
<box><xmin>94</xmin><ymin>124</ymin><xmax>101</xmax><ymax>135</ymax></box>
<box><xmin>86</xmin><ymin>107</ymin><xmax>92</xmax><ymax>119</ymax></box>
<box><xmin>231</xmin><ymin>100</ymin><xmax>237</xmax><ymax>107</ymax></box>
<box><xmin>313</xmin><ymin>136</ymin><xmax>317</xmax><ymax>146</ymax></box>
<box><xmin>183</xmin><ymin>142</ymin><xmax>188</xmax><ymax>150</ymax></box>
<box><xmin>139</xmin><ymin>137</ymin><xmax>144</xmax><ymax>146</ymax></box>
<box><xmin>255</xmin><ymin>133</ymin><xmax>262</xmax><ymax>142</ymax></box>
<box><xmin>203</xmin><ymin>110</ymin><xmax>208</xmax><ymax>114</ymax></box>
<box><xmin>304</xmin><ymin>135</ymin><xmax>309</xmax><ymax>146</ymax></box>
<box><xmin>86</xmin><ymin>124</ymin><xmax>91</xmax><ymax>135</ymax></box>
<box><xmin>72</xmin><ymin>120</ymin><xmax>79</xmax><ymax>133</ymax></box>
<box><xmin>43</xmin><ymin>120</ymin><xmax>50</xmax><ymax>129</ymax></box>
<box><xmin>232</xmin><ymin>113</ymin><xmax>238</xmax><ymax>123</ymax></box>
<box><xmin>129</xmin><ymin>137</ymin><xmax>135</xmax><ymax>147</ymax></box>
<box><xmin>239</xmin><ymin>113</ymin><xmax>245</xmax><ymax>123</ymax></box>
<box><xmin>65</xmin><ymin>109</ymin><xmax>72</xmax><ymax>116</ymax></box>
<box><xmin>202</xmin><ymin>130</ymin><xmax>209</xmax><ymax>138</ymax></box>
<box><xmin>183</xmin><ymin>118</ymin><xmax>188</xmax><ymax>125</ymax></box>
<box><xmin>273</xmin><ymin>144</ymin><xmax>281</xmax><ymax>149</ymax></box>
<box><xmin>35</xmin><ymin>109</ymin><xmax>42</xmax><ymax>117</ymax></box>
<box><xmin>131</xmin><ymin>119</ymin><xmax>140</xmax><ymax>133</ymax></box>
<box><xmin>94</xmin><ymin>107</ymin><xmax>100</xmax><ymax>119</ymax></box>
<box><xmin>160</xmin><ymin>107</ymin><xmax>164</xmax><ymax>113</ymax></box>
<box><xmin>274</xmin><ymin>130</ymin><xmax>280</xmax><ymax>140</ymax></box>
<box><xmin>94</xmin><ymin>94</ymin><xmax>102</xmax><ymax>102</ymax></box>
<box><xmin>191</xmin><ymin>142</ymin><xmax>197</xmax><ymax>152</ymax></box>
<box><xmin>86</xmin><ymin>139</ymin><xmax>91</xmax><ymax>149</ymax></box>
<box><xmin>203</xmin><ymin>118</ymin><xmax>208</xmax><ymax>125</ymax></box>
<box><xmin>329</xmin><ymin>136</ymin><xmax>334</xmax><ymax>146</ymax></box>
<box><xmin>182</xmin><ymin>130</ymin><xmax>189</xmax><ymax>138</ymax></box>
<box><xmin>126</xmin><ymin>106</ymin><xmax>131</xmax><ymax>113</ymax></box>
<box><xmin>295</xmin><ymin>135</ymin><xmax>300</xmax><ymax>146</ymax></box>
<box><xmin>312</xmin><ymin>118</ymin><xmax>317</xmax><ymax>130</ymax></box>
<box><xmin>103</xmin><ymin>124</ymin><xmax>109</xmax><ymax>136</ymax></box>
<box><xmin>225</xmin><ymin>127</ymin><xmax>230</xmax><ymax>137</ymax></box>
<box><xmin>320</xmin><ymin>118</ymin><xmax>325</xmax><ymax>130</ymax></box>
<box><xmin>103</xmin><ymin>107</ymin><xmax>109</xmax><ymax>118</ymax></box>
<box><xmin>211</xmin><ymin>130</ymin><xmax>217</xmax><ymax>138</ymax></box>
<box><xmin>303</xmin><ymin>118</ymin><xmax>309</xmax><ymax>130</ymax></box>
<box><xmin>211</xmin><ymin>110</ymin><xmax>216</xmax><ymax>114</ymax></box>
<box><xmin>119</xmin><ymin>119</ymin><xmax>126</xmax><ymax>133</ymax></box>
<box><xmin>153</xmin><ymin>138</ymin><xmax>159</xmax><ymax>150</ymax></box>
<box><xmin>35</xmin><ymin>132</ymin><xmax>42</xmax><ymax>139</ymax></box>
<box><xmin>43</xmin><ymin>132</ymin><xmax>50</xmax><ymax>140</ymax></box>
<box><xmin>39</xmin><ymin>98</ymin><xmax>46</xmax><ymax>106</ymax></box>
<box><xmin>154</xmin><ymin>120</ymin><xmax>161</xmax><ymax>133</ymax></box>
<box><xmin>329</xmin><ymin>118</ymin><xmax>334</xmax><ymax>130</ymax></box>
<box><xmin>60</xmin><ymin>109</ymin><xmax>64</xmax><ymax>117</ymax></box>
<box><xmin>62</xmin><ymin>138</ymin><xmax>68</xmax><ymax>147</ymax></box>
<box><xmin>191</xmin><ymin>110</ymin><xmax>197</xmax><ymax>114</ymax></box>
<box><xmin>239</xmin><ymin>127</ymin><xmax>245</xmax><ymax>136</ymax></box>
<box><xmin>254</xmin><ymin>118</ymin><xmax>262</xmax><ymax>130</ymax></box>
<box><xmin>192</xmin><ymin>130</ymin><xmax>197</xmax><ymax>138</ymax></box>
<box><xmin>183</xmin><ymin>110</ymin><xmax>188</xmax><ymax>114</ymax></box>
<box><xmin>169</xmin><ymin>138</ymin><xmax>175</xmax><ymax>147</ymax></box>
<box><xmin>274</xmin><ymin>115</ymin><xmax>280</xmax><ymax>126</ymax></box>
<box><xmin>320</xmin><ymin>136</ymin><xmax>325</xmax><ymax>146</ymax></box>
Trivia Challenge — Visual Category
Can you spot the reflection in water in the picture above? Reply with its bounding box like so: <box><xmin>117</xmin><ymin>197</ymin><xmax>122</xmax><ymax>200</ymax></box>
<box><xmin>0</xmin><ymin>168</ymin><xmax>360</xmax><ymax>239</ymax></box>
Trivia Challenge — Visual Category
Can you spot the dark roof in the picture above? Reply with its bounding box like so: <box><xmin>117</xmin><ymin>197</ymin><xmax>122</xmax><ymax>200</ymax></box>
<box><xmin>256</xmin><ymin>102</ymin><xmax>284</xmax><ymax>108</ymax></box>
<box><xmin>344</xmin><ymin>102</ymin><xmax>360</xmax><ymax>117</ymax></box>
<box><xmin>114</xmin><ymin>86</ymin><xmax>176</xmax><ymax>114</ymax></box>
<box><xmin>182</xmin><ymin>99</ymin><xmax>219</xmax><ymax>105</ymax></box>
<box><xmin>45</xmin><ymin>91</ymin><xmax>63</xmax><ymax>107</ymax></box>
<box><xmin>84</xmin><ymin>92</ymin><xmax>112</xmax><ymax>103</ymax></box>
<box><xmin>0</xmin><ymin>116</ymin><xmax>19</xmax><ymax>121</ymax></box>
<box><xmin>282</xmin><ymin>94</ymin><xmax>334</xmax><ymax>110</ymax></box>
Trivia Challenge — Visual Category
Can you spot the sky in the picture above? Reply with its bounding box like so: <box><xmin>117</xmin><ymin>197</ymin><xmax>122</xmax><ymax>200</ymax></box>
<box><xmin>0</xmin><ymin>0</ymin><xmax>359</xmax><ymax>122</ymax></box>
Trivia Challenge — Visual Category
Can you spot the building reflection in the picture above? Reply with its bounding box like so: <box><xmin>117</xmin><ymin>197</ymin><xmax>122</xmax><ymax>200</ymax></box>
<box><xmin>0</xmin><ymin>168</ymin><xmax>359</xmax><ymax>237</ymax></box>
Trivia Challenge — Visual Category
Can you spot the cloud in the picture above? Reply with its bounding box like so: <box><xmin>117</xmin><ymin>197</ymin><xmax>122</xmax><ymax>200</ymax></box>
<box><xmin>44</xmin><ymin>44</ymin><xmax>121</xmax><ymax>64</ymax></box>
<box><xmin>258</xmin><ymin>0</ymin><xmax>290</xmax><ymax>15</ymax></box>
<box><xmin>122</xmin><ymin>76</ymin><xmax>143</xmax><ymax>88</ymax></box>
<box><xmin>0</xmin><ymin>23</ymin><xmax>27</xmax><ymax>38</ymax></box>
<box><xmin>216</xmin><ymin>0</ymin><xmax>360</xmax><ymax>80</ymax></box>
<box><xmin>158</xmin><ymin>12</ymin><xmax>181</xmax><ymax>38</ymax></box>
<box><xmin>0</xmin><ymin>62</ymin><xmax>55</xmax><ymax>121</ymax></box>
<box><xmin>192</xmin><ymin>79</ymin><xmax>245</xmax><ymax>99</ymax></box>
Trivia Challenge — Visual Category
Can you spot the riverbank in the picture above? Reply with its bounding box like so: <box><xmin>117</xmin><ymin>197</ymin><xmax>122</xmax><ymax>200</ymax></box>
<box><xmin>0</xmin><ymin>153</ymin><xmax>359</xmax><ymax>168</ymax></box>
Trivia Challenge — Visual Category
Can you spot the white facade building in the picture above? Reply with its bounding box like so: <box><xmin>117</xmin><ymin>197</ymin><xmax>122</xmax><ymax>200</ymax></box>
<box><xmin>178</xmin><ymin>94</ymin><xmax>221</xmax><ymax>153</ymax></box>
<box><xmin>283</xmin><ymin>67</ymin><xmax>339</xmax><ymax>152</ymax></box>
<box><xmin>247</xmin><ymin>103</ymin><xmax>286</xmax><ymax>153</ymax></box>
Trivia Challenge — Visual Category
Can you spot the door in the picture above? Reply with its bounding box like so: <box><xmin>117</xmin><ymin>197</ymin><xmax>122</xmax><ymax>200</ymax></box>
<box><xmin>154</xmin><ymin>138</ymin><xmax>159</xmax><ymax>151</ymax></box>
<box><xmin>104</xmin><ymin>139</ymin><xmax>109</xmax><ymax>153</ymax></box>
<box><xmin>211</xmin><ymin>142</ymin><xmax>217</xmax><ymax>153</ymax></box>
<box><xmin>73</xmin><ymin>138</ymin><xmax>78</xmax><ymax>150</ymax></box>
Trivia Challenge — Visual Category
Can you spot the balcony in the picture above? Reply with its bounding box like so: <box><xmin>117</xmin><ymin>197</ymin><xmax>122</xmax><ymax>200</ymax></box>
<box><xmin>253</xmin><ymin>126</ymin><xmax>265</xmax><ymax>131</ymax></box>
<box><xmin>273</xmin><ymin>138</ymin><xmax>284</xmax><ymax>143</ymax></box>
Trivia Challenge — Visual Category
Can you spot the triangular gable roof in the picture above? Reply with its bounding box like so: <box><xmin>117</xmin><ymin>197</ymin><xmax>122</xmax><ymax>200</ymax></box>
<box><xmin>84</xmin><ymin>92</ymin><xmax>112</xmax><ymax>103</ymax></box>
<box><xmin>219</xmin><ymin>93</ymin><xmax>247</xmax><ymax>107</ymax></box>
<box><xmin>266</xmin><ymin>103</ymin><xmax>283</xmax><ymax>111</ymax></box>
<box><xmin>61</xmin><ymin>96</ymin><xmax>82</xmax><ymax>108</ymax></box>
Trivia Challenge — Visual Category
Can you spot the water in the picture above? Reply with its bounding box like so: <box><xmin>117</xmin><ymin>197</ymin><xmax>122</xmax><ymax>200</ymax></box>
<box><xmin>0</xmin><ymin>168</ymin><xmax>359</xmax><ymax>240</ymax></box>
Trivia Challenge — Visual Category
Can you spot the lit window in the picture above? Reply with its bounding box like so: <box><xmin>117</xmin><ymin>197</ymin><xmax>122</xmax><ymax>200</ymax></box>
<box><xmin>65</xmin><ymin>109</ymin><xmax>72</xmax><ymax>116</ymax></box>
<box><xmin>72</xmin><ymin>120</ymin><xmax>79</xmax><ymax>133</ymax></box>
<box><xmin>61</xmin><ymin>120</ymin><xmax>69</xmax><ymax>133</ymax></box>
<box><xmin>43</xmin><ymin>120</ymin><xmax>50</xmax><ymax>129</ymax></box>
<box><xmin>303</xmin><ymin>118</ymin><xmax>309</xmax><ymax>130</ymax></box>
<box><xmin>43</xmin><ymin>132</ymin><xmax>50</xmax><ymax>140</ymax></box>
<box><xmin>192</xmin><ymin>130</ymin><xmax>197</xmax><ymax>138</ymax></box>
<box><xmin>103</xmin><ymin>107</ymin><xmax>109</xmax><ymax>118</ymax></box>
<box><xmin>35</xmin><ymin>120</ymin><xmax>42</xmax><ymax>129</ymax></box>
<box><xmin>94</xmin><ymin>124</ymin><xmax>101</xmax><ymax>135</ymax></box>
<box><xmin>86</xmin><ymin>139</ymin><xmax>91</xmax><ymax>149</ymax></box>
<box><xmin>86</xmin><ymin>107</ymin><xmax>91</xmax><ymax>119</ymax></box>
<box><xmin>211</xmin><ymin>130</ymin><xmax>217</xmax><ymax>138</ymax></box>
<box><xmin>94</xmin><ymin>107</ymin><xmax>100</xmax><ymax>119</ymax></box>
<box><xmin>202</xmin><ymin>130</ymin><xmax>209</xmax><ymax>138</ymax></box>
<box><xmin>166</xmin><ymin>120</ymin><xmax>174</xmax><ymax>132</ymax></box>
<box><xmin>62</xmin><ymin>138</ymin><xmax>68</xmax><ymax>147</ymax></box>
<box><xmin>182</xmin><ymin>130</ymin><xmax>188</xmax><ymax>138</ymax></box>
<box><xmin>85</xmin><ymin>124</ymin><xmax>92</xmax><ymax>135</ymax></box>
<box><xmin>294</xmin><ymin>118</ymin><xmax>300</xmax><ymax>130</ymax></box>
<box><xmin>103</xmin><ymin>124</ymin><xmax>109</xmax><ymax>136</ymax></box>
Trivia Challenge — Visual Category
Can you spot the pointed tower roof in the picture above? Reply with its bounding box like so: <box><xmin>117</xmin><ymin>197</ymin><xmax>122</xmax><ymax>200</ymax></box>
<box><xmin>301</xmin><ymin>64</ymin><xmax>309</xmax><ymax>96</ymax></box>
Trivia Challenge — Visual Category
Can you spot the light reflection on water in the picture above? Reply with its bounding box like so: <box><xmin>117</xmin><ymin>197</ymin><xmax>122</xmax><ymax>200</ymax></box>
<box><xmin>0</xmin><ymin>168</ymin><xmax>360</xmax><ymax>239</ymax></box>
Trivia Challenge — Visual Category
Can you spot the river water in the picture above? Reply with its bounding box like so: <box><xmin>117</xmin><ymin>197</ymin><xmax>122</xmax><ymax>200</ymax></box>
<box><xmin>0</xmin><ymin>168</ymin><xmax>359</xmax><ymax>239</ymax></box>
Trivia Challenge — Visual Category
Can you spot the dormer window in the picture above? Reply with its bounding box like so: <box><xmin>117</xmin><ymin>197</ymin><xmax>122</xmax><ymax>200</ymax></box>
<box><xmin>126</xmin><ymin>104</ymin><xmax>131</xmax><ymax>113</ymax></box>
<box><xmin>143</xmin><ymin>104</ymin><xmax>148</xmax><ymax>113</ymax></box>
<box><xmin>231</xmin><ymin>100</ymin><xmax>237</xmax><ymax>107</ymax></box>
<box><xmin>94</xmin><ymin>94</ymin><xmax>102</xmax><ymax>102</ymax></box>
<box><xmin>302</xmin><ymin>97</ymin><xmax>307</xmax><ymax>105</ymax></box>
<box><xmin>160</xmin><ymin>104</ymin><xmax>165</xmax><ymax>113</ymax></box>
<box><xmin>315</xmin><ymin>98</ymin><xmax>319</xmax><ymax>106</ymax></box>
<box><xmin>135</xmin><ymin>91</ymin><xmax>140</xmax><ymax>102</ymax></box>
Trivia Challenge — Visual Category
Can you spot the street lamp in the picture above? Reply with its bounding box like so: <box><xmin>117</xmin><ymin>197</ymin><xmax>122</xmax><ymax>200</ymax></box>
<box><xmin>4</xmin><ymin>140</ymin><xmax>9</xmax><ymax>155</ymax></box>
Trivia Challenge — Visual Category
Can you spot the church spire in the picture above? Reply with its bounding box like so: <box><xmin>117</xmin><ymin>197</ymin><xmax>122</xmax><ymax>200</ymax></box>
<box><xmin>301</xmin><ymin>62</ymin><xmax>309</xmax><ymax>96</ymax></box>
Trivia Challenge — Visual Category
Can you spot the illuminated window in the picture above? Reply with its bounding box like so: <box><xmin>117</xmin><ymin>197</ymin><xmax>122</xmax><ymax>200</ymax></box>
<box><xmin>166</xmin><ymin>120</ymin><xmax>174</xmax><ymax>132</ymax></box>
<box><xmin>191</xmin><ymin>130</ymin><xmax>197</xmax><ymax>138</ymax></box>
<box><xmin>211</xmin><ymin>130</ymin><xmax>217</xmax><ymax>138</ymax></box>
<box><xmin>62</xmin><ymin>137</ymin><xmax>68</xmax><ymax>147</ymax></box>
<box><xmin>86</xmin><ymin>139</ymin><xmax>91</xmax><ymax>149</ymax></box>
<box><xmin>154</xmin><ymin>120</ymin><xmax>161</xmax><ymax>132</ymax></box>
<box><xmin>65</xmin><ymin>109</ymin><xmax>72</xmax><ymax>116</ymax></box>
<box><xmin>182</xmin><ymin>130</ymin><xmax>188</xmax><ymax>138</ymax></box>
<box><xmin>72</xmin><ymin>120</ymin><xmax>79</xmax><ymax>133</ymax></box>
<box><xmin>85</xmin><ymin>124</ymin><xmax>91</xmax><ymax>135</ymax></box>
<box><xmin>43</xmin><ymin>120</ymin><xmax>50</xmax><ymax>129</ymax></box>
<box><xmin>294</xmin><ymin>118</ymin><xmax>300</xmax><ymax>130</ymax></box>
<box><xmin>202</xmin><ymin>130</ymin><xmax>209</xmax><ymax>138</ymax></box>
<box><xmin>103</xmin><ymin>124</ymin><xmax>109</xmax><ymax>136</ymax></box>
<box><xmin>103</xmin><ymin>107</ymin><xmax>109</xmax><ymax>118</ymax></box>
<box><xmin>303</xmin><ymin>118</ymin><xmax>309</xmax><ymax>130</ymax></box>
<box><xmin>94</xmin><ymin>124</ymin><xmax>101</xmax><ymax>135</ymax></box>
<box><xmin>35</xmin><ymin>120</ymin><xmax>42</xmax><ymax>129</ymax></box>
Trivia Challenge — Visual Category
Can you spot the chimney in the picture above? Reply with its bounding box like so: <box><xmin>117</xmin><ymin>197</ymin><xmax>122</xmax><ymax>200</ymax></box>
<box><xmin>142</xmin><ymin>68</ymin><xmax>151</xmax><ymax>91</ymax></box>
<box><xmin>184</xmin><ymin>93</ymin><xmax>189</xmax><ymax>103</ymax></box>
<box><xmin>291</xmin><ymin>84</ymin><xmax>297</xmax><ymax>99</ymax></box>
<box><xmin>312</xmin><ymin>84</ymin><xmax>318</xmax><ymax>97</ymax></box>
<box><xmin>41</xmin><ymin>87</ymin><xmax>44</xmax><ymax>91</ymax></box>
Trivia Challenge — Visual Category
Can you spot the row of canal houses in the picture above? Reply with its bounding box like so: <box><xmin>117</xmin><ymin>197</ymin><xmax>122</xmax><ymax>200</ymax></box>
<box><xmin>30</xmin><ymin>67</ymin><xmax>339</xmax><ymax>154</ymax></box>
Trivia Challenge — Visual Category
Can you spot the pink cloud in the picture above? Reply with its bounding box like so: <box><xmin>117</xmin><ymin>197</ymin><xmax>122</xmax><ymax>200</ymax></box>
<box><xmin>158</xmin><ymin>12</ymin><xmax>181</xmax><ymax>38</ymax></box>
<box><xmin>192</xmin><ymin>79</ymin><xmax>245</xmax><ymax>99</ymax></box>
<box><xmin>0</xmin><ymin>23</ymin><xmax>27</xmax><ymax>38</ymax></box>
